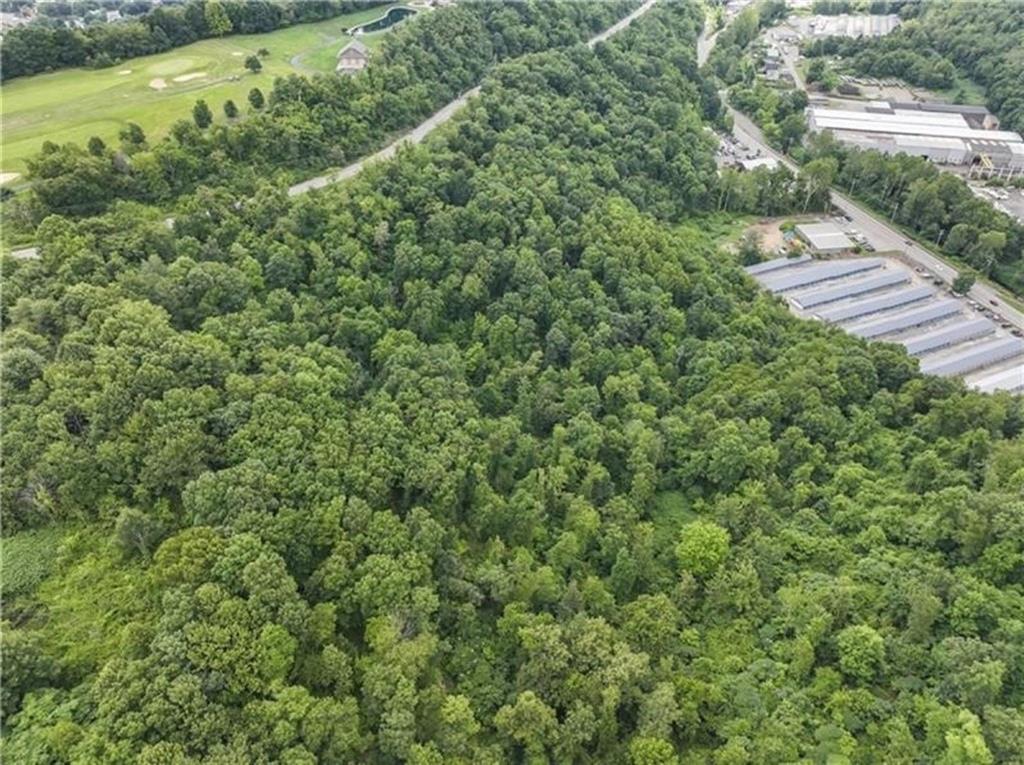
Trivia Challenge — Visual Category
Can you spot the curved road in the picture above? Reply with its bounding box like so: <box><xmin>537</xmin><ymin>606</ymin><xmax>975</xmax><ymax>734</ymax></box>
<box><xmin>10</xmin><ymin>0</ymin><xmax>658</xmax><ymax>258</ymax></box>
<box><xmin>287</xmin><ymin>0</ymin><xmax>658</xmax><ymax>197</ymax></box>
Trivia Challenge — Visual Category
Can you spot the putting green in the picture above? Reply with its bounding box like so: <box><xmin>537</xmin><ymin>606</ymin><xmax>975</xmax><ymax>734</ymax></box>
<box><xmin>0</xmin><ymin>5</ymin><xmax>396</xmax><ymax>175</ymax></box>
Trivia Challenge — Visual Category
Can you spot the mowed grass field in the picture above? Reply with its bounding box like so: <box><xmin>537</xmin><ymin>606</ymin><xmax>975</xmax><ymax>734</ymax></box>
<box><xmin>0</xmin><ymin>4</ymin><xmax>397</xmax><ymax>176</ymax></box>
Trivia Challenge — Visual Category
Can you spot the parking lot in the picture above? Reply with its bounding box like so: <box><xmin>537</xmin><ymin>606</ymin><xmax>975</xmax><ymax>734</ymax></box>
<box><xmin>746</xmin><ymin>248</ymin><xmax>1024</xmax><ymax>393</ymax></box>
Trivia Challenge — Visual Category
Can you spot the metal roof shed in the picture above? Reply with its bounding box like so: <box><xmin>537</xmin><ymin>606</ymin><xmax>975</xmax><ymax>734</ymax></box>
<box><xmin>795</xmin><ymin>222</ymin><xmax>856</xmax><ymax>254</ymax></box>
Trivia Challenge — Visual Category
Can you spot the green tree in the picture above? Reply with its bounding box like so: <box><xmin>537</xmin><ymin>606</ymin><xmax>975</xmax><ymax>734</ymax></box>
<box><xmin>223</xmin><ymin>99</ymin><xmax>238</xmax><ymax>119</ymax></box>
<box><xmin>495</xmin><ymin>691</ymin><xmax>557</xmax><ymax>761</ymax></box>
<box><xmin>248</xmin><ymin>87</ymin><xmax>265</xmax><ymax>110</ymax></box>
<box><xmin>676</xmin><ymin>520</ymin><xmax>730</xmax><ymax>578</ymax></box>
<box><xmin>204</xmin><ymin>0</ymin><xmax>232</xmax><ymax>36</ymax></box>
<box><xmin>799</xmin><ymin>157</ymin><xmax>837</xmax><ymax>211</ymax></box>
<box><xmin>192</xmin><ymin>99</ymin><xmax>213</xmax><ymax>129</ymax></box>
<box><xmin>836</xmin><ymin>624</ymin><xmax>885</xmax><ymax>682</ymax></box>
<box><xmin>119</xmin><ymin>122</ymin><xmax>146</xmax><ymax>149</ymax></box>
<box><xmin>951</xmin><ymin>272</ymin><xmax>976</xmax><ymax>295</ymax></box>
<box><xmin>245</xmin><ymin>55</ymin><xmax>262</xmax><ymax>73</ymax></box>
<box><xmin>629</xmin><ymin>736</ymin><xmax>678</xmax><ymax>765</ymax></box>
<box><xmin>87</xmin><ymin>136</ymin><xmax>106</xmax><ymax>156</ymax></box>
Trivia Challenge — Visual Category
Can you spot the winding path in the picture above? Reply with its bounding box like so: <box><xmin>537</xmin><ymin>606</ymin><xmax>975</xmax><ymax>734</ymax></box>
<box><xmin>10</xmin><ymin>0</ymin><xmax>658</xmax><ymax>259</ymax></box>
<box><xmin>287</xmin><ymin>0</ymin><xmax>658</xmax><ymax>196</ymax></box>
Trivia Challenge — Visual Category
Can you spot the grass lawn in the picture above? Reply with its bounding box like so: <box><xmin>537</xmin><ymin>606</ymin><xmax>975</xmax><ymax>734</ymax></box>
<box><xmin>932</xmin><ymin>71</ymin><xmax>988</xmax><ymax>108</ymax></box>
<box><xmin>1</xmin><ymin>4</ymin><xmax>399</xmax><ymax>175</ymax></box>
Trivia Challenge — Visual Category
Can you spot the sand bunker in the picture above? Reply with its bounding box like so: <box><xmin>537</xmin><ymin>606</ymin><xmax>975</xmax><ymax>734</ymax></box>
<box><xmin>231</xmin><ymin>51</ymin><xmax>243</xmax><ymax>56</ymax></box>
<box><xmin>173</xmin><ymin>72</ymin><xmax>207</xmax><ymax>82</ymax></box>
<box><xmin>118</xmin><ymin>69</ymin><xmax>132</xmax><ymax>75</ymax></box>
<box><xmin>149</xmin><ymin>78</ymin><xmax>167</xmax><ymax>90</ymax></box>
<box><xmin>0</xmin><ymin>172</ymin><xmax>22</xmax><ymax>185</ymax></box>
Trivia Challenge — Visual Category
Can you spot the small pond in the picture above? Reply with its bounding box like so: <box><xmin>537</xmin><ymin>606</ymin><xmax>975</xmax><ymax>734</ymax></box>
<box><xmin>347</xmin><ymin>6</ymin><xmax>418</xmax><ymax>35</ymax></box>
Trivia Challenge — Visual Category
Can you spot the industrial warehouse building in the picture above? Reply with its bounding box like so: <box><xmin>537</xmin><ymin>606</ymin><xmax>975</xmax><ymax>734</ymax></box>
<box><xmin>789</xmin><ymin>14</ymin><xmax>900</xmax><ymax>39</ymax></box>
<box><xmin>807</xmin><ymin>105</ymin><xmax>1024</xmax><ymax>172</ymax></box>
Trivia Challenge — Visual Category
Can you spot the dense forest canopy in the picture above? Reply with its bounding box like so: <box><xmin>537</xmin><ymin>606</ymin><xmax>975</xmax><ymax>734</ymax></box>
<box><xmin>0</xmin><ymin>0</ymin><xmax>389</xmax><ymax>80</ymax></box>
<box><xmin>3</xmin><ymin>2</ymin><xmax>1024</xmax><ymax>764</ymax></box>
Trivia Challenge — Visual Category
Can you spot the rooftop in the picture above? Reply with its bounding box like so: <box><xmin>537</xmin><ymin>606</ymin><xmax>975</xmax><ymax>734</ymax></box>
<box><xmin>809</xmin><ymin>107</ymin><xmax>1024</xmax><ymax>144</ymax></box>
<box><xmin>338</xmin><ymin>39</ymin><xmax>370</xmax><ymax>57</ymax></box>
<box><xmin>795</xmin><ymin>222</ymin><xmax>856</xmax><ymax>252</ymax></box>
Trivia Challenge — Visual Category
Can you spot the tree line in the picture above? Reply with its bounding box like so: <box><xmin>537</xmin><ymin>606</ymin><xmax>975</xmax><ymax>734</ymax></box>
<box><xmin>0</xmin><ymin>1</ymin><xmax>388</xmax><ymax>80</ymax></box>
<box><xmin>5</xmin><ymin>0</ymin><xmax>638</xmax><ymax>232</ymax></box>
<box><xmin>4</xmin><ymin>1</ymin><xmax>1024</xmax><ymax>762</ymax></box>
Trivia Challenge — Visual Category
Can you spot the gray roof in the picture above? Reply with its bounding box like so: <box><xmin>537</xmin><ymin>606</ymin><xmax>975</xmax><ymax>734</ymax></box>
<box><xmin>338</xmin><ymin>39</ymin><xmax>370</xmax><ymax>58</ymax></box>
<box><xmin>795</xmin><ymin>222</ymin><xmax>856</xmax><ymax>252</ymax></box>
<box><xmin>920</xmin><ymin>337</ymin><xmax>1024</xmax><ymax>377</ymax></box>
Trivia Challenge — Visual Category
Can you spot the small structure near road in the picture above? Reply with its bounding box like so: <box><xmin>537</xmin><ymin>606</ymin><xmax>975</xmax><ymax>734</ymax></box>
<box><xmin>796</xmin><ymin>221</ymin><xmax>855</xmax><ymax>254</ymax></box>
<box><xmin>336</xmin><ymin>39</ymin><xmax>370</xmax><ymax>74</ymax></box>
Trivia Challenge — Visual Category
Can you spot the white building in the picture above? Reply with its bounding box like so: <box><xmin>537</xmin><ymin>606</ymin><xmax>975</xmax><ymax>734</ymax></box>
<box><xmin>807</xmin><ymin>106</ymin><xmax>1024</xmax><ymax>171</ymax></box>
<box><xmin>795</xmin><ymin>222</ymin><xmax>855</xmax><ymax>255</ymax></box>
<box><xmin>790</xmin><ymin>14</ymin><xmax>900</xmax><ymax>39</ymax></box>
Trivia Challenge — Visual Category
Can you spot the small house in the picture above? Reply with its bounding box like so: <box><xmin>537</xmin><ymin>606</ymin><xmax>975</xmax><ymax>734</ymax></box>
<box><xmin>336</xmin><ymin>40</ymin><xmax>370</xmax><ymax>74</ymax></box>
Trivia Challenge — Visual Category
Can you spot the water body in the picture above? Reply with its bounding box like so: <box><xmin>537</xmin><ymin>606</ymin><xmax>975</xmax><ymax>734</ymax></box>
<box><xmin>347</xmin><ymin>6</ymin><xmax>417</xmax><ymax>35</ymax></box>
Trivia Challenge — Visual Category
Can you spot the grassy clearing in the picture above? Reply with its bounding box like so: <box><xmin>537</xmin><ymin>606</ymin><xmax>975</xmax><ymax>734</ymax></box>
<box><xmin>932</xmin><ymin>71</ymin><xmax>988</xmax><ymax>108</ymax></box>
<box><xmin>1</xmin><ymin>4</ymin><xmax>398</xmax><ymax>175</ymax></box>
<box><xmin>1</xmin><ymin>525</ymin><xmax>73</xmax><ymax>599</ymax></box>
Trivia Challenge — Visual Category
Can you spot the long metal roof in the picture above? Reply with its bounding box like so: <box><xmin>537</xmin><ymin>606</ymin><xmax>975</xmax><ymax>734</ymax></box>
<box><xmin>971</xmin><ymin>365</ymin><xmax>1024</xmax><ymax>394</ymax></box>
<box><xmin>757</xmin><ymin>258</ymin><xmax>882</xmax><ymax>293</ymax></box>
<box><xmin>920</xmin><ymin>337</ymin><xmax>1024</xmax><ymax>377</ymax></box>
<box><xmin>901</xmin><ymin>318</ymin><xmax>994</xmax><ymax>357</ymax></box>
<box><xmin>744</xmin><ymin>253</ymin><xmax>812</xmax><ymax>276</ymax></box>
<box><xmin>814</xmin><ymin>286</ymin><xmax>933</xmax><ymax>324</ymax></box>
<box><xmin>847</xmin><ymin>299</ymin><xmax>962</xmax><ymax>338</ymax></box>
<box><xmin>810</xmin><ymin>108</ymin><xmax>1024</xmax><ymax>143</ymax></box>
<box><xmin>792</xmin><ymin>271</ymin><xmax>908</xmax><ymax>309</ymax></box>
